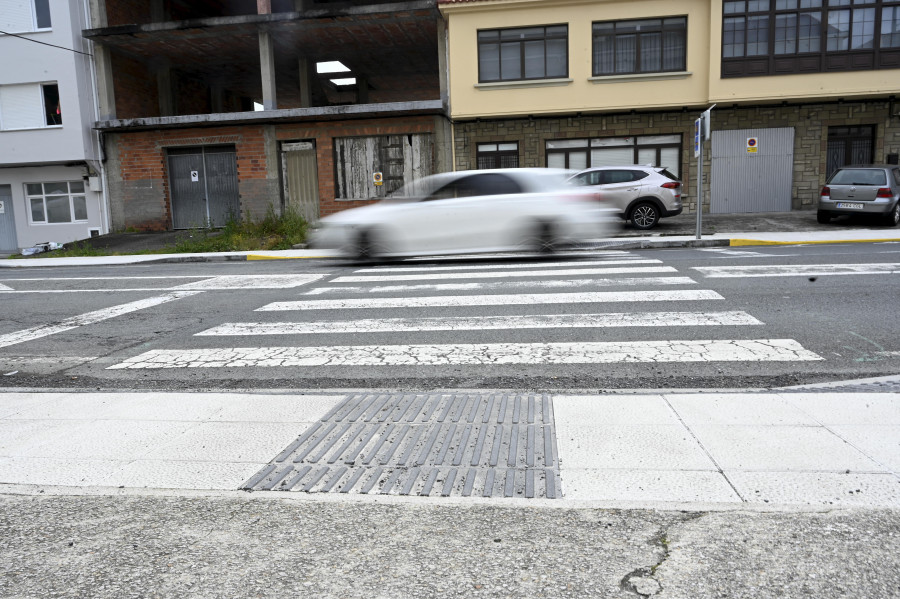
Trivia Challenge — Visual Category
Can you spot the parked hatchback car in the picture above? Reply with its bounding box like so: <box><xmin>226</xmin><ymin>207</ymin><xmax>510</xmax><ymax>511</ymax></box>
<box><xmin>567</xmin><ymin>165</ymin><xmax>682</xmax><ymax>229</ymax></box>
<box><xmin>309</xmin><ymin>169</ymin><xmax>615</xmax><ymax>260</ymax></box>
<box><xmin>817</xmin><ymin>165</ymin><xmax>900</xmax><ymax>227</ymax></box>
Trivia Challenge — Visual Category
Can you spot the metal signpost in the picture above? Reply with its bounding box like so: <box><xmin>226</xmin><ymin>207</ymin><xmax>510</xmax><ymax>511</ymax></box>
<box><xmin>695</xmin><ymin>105</ymin><xmax>714</xmax><ymax>239</ymax></box>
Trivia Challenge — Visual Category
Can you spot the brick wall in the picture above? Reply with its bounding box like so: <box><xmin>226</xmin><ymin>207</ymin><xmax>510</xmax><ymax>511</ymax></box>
<box><xmin>453</xmin><ymin>100</ymin><xmax>898</xmax><ymax>213</ymax></box>
<box><xmin>105</xmin><ymin>0</ymin><xmax>152</xmax><ymax>26</ymax></box>
<box><xmin>105</xmin><ymin>115</ymin><xmax>439</xmax><ymax>230</ymax></box>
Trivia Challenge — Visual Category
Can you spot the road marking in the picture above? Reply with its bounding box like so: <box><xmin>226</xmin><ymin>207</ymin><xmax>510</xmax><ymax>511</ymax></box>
<box><xmin>0</xmin><ymin>291</ymin><xmax>203</xmax><ymax>349</ymax></box>
<box><xmin>303</xmin><ymin>277</ymin><xmax>698</xmax><ymax>295</ymax></box>
<box><xmin>107</xmin><ymin>339</ymin><xmax>823</xmax><ymax>369</ymax></box>
<box><xmin>197</xmin><ymin>311</ymin><xmax>763</xmax><ymax>336</ymax></box>
<box><xmin>357</xmin><ymin>259</ymin><xmax>661</xmax><ymax>273</ymax></box>
<box><xmin>171</xmin><ymin>274</ymin><xmax>326</xmax><ymax>290</ymax></box>
<box><xmin>696</xmin><ymin>248</ymin><xmax>795</xmax><ymax>258</ymax></box>
<box><xmin>334</xmin><ymin>266</ymin><xmax>677</xmax><ymax>283</ymax></box>
<box><xmin>693</xmin><ymin>263</ymin><xmax>900</xmax><ymax>277</ymax></box>
<box><xmin>259</xmin><ymin>290</ymin><xmax>724</xmax><ymax>311</ymax></box>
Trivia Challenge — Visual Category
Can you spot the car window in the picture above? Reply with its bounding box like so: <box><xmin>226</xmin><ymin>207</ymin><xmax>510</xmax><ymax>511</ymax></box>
<box><xmin>570</xmin><ymin>171</ymin><xmax>602</xmax><ymax>186</ymax></box>
<box><xmin>828</xmin><ymin>169</ymin><xmax>887</xmax><ymax>186</ymax></box>
<box><xmin>629</xmin><ymin>170</ymin><xmax>650</xmax><ymax>182</ymax></box>
<box><xmin>605</xmin><ymin>170</ymin><xmax>638</xmax><ymax>184</ymax></box>
<box><xmin>658</xmin><ymin>168</ymin><xmax>681</xmax><ymax>182</ymax></box>
<box><xmin>427</xmin><ymin>173</ymin><xmax>522</xmax><ymax>200</ymax></box>
<box><xmin>893</xmin><ymin>169</ymin><xmax>900</xmax><ymax>186</ymax></box>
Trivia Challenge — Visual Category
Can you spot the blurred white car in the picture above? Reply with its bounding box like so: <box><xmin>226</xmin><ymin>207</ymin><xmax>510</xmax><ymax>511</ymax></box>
<box><xmin>310</xmin><ymin>169</ymin><xmax>615</xmax><ymax>259</ymax></box>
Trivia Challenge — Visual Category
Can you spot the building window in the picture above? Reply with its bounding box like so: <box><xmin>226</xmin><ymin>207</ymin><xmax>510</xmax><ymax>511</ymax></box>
<box><xmin>26</xmin><ymin>181</ymin><xmax>87</xmax><ymax>224</ymax></box>
<box><xmin>592</xmin><ymin>18</ymin><xmax>687</xmax><ymax>75</ymax></box>
<box><xmin>546</xmin><ymin>135</ymin><xmax>682</xmax><ymax>178</ymax></box>
<box><xmin>478</xmin><ymin>25</ymin><xmax>568</xmax><ymax>82</ymax></box>
<box><xmin>0</xmin><ymin>82</ymin><xmax>61</xmax><ymax>130</ymax></box>
<box><xmin>476</xmin><ymin>143</ymin><xmax>519</xmax><ymax>169</ymax></box>
<box><xmin>722</xmin><ymin>0</ymin><xmax>900</xmax><ymax>77</ymax></box>
<box><xmin>0</xmin><ymin>0</ymin><xmax>51</xmax><ymax>33</ymax></box>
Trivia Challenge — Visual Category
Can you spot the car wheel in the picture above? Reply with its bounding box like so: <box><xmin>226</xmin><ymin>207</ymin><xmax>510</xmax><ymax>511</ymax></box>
<box><xmin>816</xmin><ymin>210</ymin><xmax>832</xmax><ymax>224</ymax></box>
<box><xmin>535</xmin><ymin>221</ymin><xmax>557</xmax><ymax>254</ymax></box>
<box><xmin>884</xmin><ymin>202</ymin><xmax>900</xmax><ymax>227</ymax></box>
<box><xmin>354</xmin><ymin>229</ymin><xmax>379</xmax><ymax>261</ymax></box>
<box><xmin>629</xmin><ymin>202</ymin><xmax>660</xmax><ymax>230</ymax></box>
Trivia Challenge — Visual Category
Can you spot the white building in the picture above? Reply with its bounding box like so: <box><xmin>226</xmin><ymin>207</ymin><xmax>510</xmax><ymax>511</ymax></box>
<box><xmin>0</xmin><ymin>0</ymin><xmax>108</xmax><ymax>254</ymax></box>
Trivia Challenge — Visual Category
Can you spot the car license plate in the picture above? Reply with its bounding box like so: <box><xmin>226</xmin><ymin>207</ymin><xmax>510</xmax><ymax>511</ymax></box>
<box><xmin>836</xmin><ymin>203</ymin><xmax>864</xmax><ymax>209</ymax></box>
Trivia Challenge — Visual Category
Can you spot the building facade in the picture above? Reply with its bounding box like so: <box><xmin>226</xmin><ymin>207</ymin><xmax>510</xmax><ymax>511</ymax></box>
<box><xmin>0</xmin><ymin>0</ymin><xmax>108</xmax><ymax>253</ymax></box>
<box><xmin>84</xmin><ymin>0</ymin><xmax>452</xmax><ymax>233</ymax></box>
<box><xmin>439</xmin><ymin>0</ymin><xmax>900</xmax><ymax>214</ymax></box>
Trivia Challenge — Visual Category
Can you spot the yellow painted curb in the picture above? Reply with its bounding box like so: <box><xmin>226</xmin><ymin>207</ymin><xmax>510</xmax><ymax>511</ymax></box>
<box><xmin>730</xmin><ymin>237</ymin><xmax>900</xmax><ymax>247</ymax></box>
<box><xmin>246</xmin><ymin>254</ymin><xmax>295</xmax><ymax>260</ymax></box>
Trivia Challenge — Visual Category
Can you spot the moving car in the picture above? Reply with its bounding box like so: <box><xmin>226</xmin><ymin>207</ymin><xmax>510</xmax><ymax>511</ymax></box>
<box><xmin>817</xmin><ymin>164</ymin><xmax>900</xmax><ymax>227</ymax></box>
<box><xmin>309</xmin><ymin>169</ymin><xmax>614</xmax><ymax>259</ymax></box>
<box><xmin>567</xmin><ymin>165</ymin><xmax>682</xmax><ymax>230</ymax></box>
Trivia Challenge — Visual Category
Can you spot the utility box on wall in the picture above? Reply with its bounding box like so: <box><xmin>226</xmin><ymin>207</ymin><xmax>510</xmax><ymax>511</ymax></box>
<box><xmin>710</xmin><ymin>127</ymin><xmax>795</xmax><ymax>214</ymax></box>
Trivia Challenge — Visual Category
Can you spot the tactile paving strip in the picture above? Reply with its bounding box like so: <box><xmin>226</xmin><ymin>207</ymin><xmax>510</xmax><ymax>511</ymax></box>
<box><xmin>242</xmin><ymin>392</ymin><xmax>562</xmax><ymax>498</ymax></box>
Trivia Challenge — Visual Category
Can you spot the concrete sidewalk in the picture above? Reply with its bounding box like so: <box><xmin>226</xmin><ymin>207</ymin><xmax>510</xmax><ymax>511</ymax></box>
<box><xmin>3</xmin><ymin>209</ymin><xmax>900</xmax><ymax>267</ymax></box>
<box><xmin>2</xmin><ymin>387</ymin><xmax>898</xmax><ymax>509</ymax></box>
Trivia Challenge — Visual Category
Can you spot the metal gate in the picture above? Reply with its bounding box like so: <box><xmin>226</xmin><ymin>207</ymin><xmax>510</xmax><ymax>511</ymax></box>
<box><xmin>281</xmin><ymin>141</ymin><xmax>319</xmax><ymax>224</ymax></box>
<box><xmin>711</xmin><ymin>127</ymin><xmax>794</xmax><ymax>213</ymax></box>
<box><xmin>168</xmin><ymin>146</ymin><xmax>240</xmax><ymax>229</ymax></box>
<box><xmin>826</xmin><ymin>125</ymin><xmax>875</xmax><ymax>179</ymax></box>
<box><xmin>0</xmin><ymin>185</ymin><xmax>17</xmax><ymax>252</ymax></box>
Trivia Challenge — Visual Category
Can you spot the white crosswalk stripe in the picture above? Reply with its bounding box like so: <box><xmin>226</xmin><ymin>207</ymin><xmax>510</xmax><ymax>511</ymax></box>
<box><xmin>694</xmin><ymin>263</ymin><xmax>900</xmax><ymax>278</ymax></box>
<box><xmin>107</xmin><ymin>339</ymin><xmax>822</xmax><ymax>369</ymax></box>
<box><xmin>303</xmin><ymin>277</ymin><xmax>697</xmax><ymax>295</ymax></box>
<box><xmin>105</xmin><ymin>250</ymin><xmax>826</xmax><ymax>370</ymax></box>
<box><xmin>198</xmin><ymin>311</ymin><xmax>762</xmax><ymax>336</ymax></box>
<box><xmin>332</xmin><ymin>266</ymin><xmax>676</xmax><ymax>283</ymax></box>
<box><xmin>258</xmin><ymin>290</ymin><xmax>723</xmax><ymax>311</ymax></box>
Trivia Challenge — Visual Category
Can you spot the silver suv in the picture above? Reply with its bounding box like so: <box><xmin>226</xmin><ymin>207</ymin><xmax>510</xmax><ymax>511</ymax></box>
<box><xmin>817</xmin><ymin>164</ymin><xmax>900</xmax><ymax>227</ymax></box>
<box><xmin>567</xmin><ymin>166</ymin><xmax>682</xmax><ymax>229</ymax></box>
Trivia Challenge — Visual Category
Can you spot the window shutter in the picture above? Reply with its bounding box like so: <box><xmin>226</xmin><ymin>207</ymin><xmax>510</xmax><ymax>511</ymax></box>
<box><xmin>0</xmin><ymin>84</ymin><xmax>43</xmax><ymax>130</ymax></box>
<box><xmin>0</xmin><ymin>0</ymin><xmax>34</xmax><ymax>33</ymax></box>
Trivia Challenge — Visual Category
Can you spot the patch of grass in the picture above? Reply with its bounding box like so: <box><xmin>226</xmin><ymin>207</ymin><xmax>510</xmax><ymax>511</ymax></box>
<box><xmin>8</xmin><ymin>206</ymin><xmax>309</xmax><ymax>258</ymax></box>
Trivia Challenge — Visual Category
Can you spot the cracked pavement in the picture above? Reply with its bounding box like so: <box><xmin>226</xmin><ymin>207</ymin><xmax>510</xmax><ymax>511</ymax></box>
<box><xmin>1</xmin><ymin>493</ymin><xmax>898</xmax><ymax>599</ymax></box>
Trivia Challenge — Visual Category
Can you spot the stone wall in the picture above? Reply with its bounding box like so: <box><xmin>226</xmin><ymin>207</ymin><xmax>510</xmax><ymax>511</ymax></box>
<box><xmin>453</xmin><ymin>100</ymin><xmax>899</xmax><ymax>213</ymax></box>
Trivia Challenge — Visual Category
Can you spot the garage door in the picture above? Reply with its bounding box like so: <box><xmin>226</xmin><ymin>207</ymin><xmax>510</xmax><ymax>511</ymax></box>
<box><xmin>710</xmin><ymin>128</ymin><xmax>794</xmax><ymax>213</ymax></box>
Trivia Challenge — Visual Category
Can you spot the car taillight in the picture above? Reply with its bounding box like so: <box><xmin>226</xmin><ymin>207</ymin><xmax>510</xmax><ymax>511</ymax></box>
<box><xmin>876</xmin><ymin>187</ymin><xmax>893</xmax><ymax>198</ymax></box>
<box><xmin>660</xmin><ymin>182</ymin><xmax>680</xmax><ymax>189</ymax></box>
<box><xmin>820</xmin><ymin>186</ymin><xmax>830</xmax><ymax>198</ymax></box>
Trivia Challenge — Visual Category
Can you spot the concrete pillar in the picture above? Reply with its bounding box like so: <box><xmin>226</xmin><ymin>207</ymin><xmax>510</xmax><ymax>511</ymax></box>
<box><xmin>150</xmin><ymin>0</ymin><xmax>166</xmax><ymax>22</ymax></box>
<box><xmin>356</xmin><ymin>76</ymin><xmax>369</xmax><ymax>105</ymax></box>
<box><xmin>259</xmin><ymin>29</ymin><xmax>277</xmax><ymax>110</ymax></box>
<box><xmin>94</xmin><ymin>45</ymin><xmax>117</xmax><ymax>121</ymax></box>
<box><xmin>88</xmin><ymin>0</ymin><xmax>107</xmax><ymax>27</ymax></box>
<box><xmin>210</xmin><ymin>84</ymin><xmax>225</xmax><ymax>114</ymax></box>
<box><xmin>293</xmin><ymin>0</ymin><xmax>308</xmax><ymax>11</ymax></box>
<box><xmin>257</xmin><ymin>0</ymin><xmax>272</xmax><ymax>14</ymax></box>
<box><xmin>298</xmin><ymin>57</ymin><xmax>312</xmax><ymax>108</ymax></box>
<box><xmin>437</xmin><ymin>15</ymin><xmax>449</xmax><ymax>111</ymax></box>
<box><xmin>157</xmin><ymin>66</ymin><xmax>175</xmax><ymax>116</ymax></box>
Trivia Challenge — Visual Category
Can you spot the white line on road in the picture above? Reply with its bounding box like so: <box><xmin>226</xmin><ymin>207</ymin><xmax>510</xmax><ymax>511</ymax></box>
<box><xmin>303</xmin><ymin>276</ymin><xmax>698</xmax><ymax>295</ymax></box>
<box><xmin>693</xmin><ymin>263</ymin><xmax>900</xmax><ymax>278</ymax></box>
<box><xmin>107</xmin><ymin>339</ymin><xmax>823</xmax><ymax>369</ymax></box>
<box><xmin>171</xmin><ymin>274</ymin><xmax>326</xmax><ymax>290</ymax></box>
<box><xmin>334</xmin><ymin>266</ymin><xmax>677</xmax><ymax>283</ymax></box>
<box><xmin>196</xmin><ymin>311</ymin><xmax>763</xmax><ymax>336</ymax></box>
<box><xmin>357</xmin><ymin>258</ymin><xmax>660</xmax><ymax>273</ymax></box>
<box><xmin>0</xmin><ymin>291</ymin><xmax>203</xmax><ymax>349</ymax></box>
<box><xmin>258</xmin><ymin>289</ymin><xmax>724</xmax><ymax>311</ymax></box>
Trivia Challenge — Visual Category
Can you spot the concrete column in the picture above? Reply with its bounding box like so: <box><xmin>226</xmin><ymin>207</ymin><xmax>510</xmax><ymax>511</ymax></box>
<box><xmin>293</xmin><ymin>0</ymin><xmax>308</xmax><ymax>11</ymax></box>
<box><xmin>259</xmin><ymin>29</ymin><xmax>277</xmax><ymax>110</ymax></box>
<box><xmin>157</xmin><ymin>67</ymin><xmax>175</xmax><ymax>117</ymax></box>
<box><xmin>88</xmin><ymin>0</ymin><xmax>107</xmax><ymax>27</ymax></box>
<box><xmin>257</xmin><ymin>0</ymin><xmax>272</xmax><ymax>14</ymax></box>
<box><xmin>356</xmin><ymin>76</ymin><xmax>369</xmax><ymax>105</ymax></box>
<box><xmin>210</xmin><ymin>84</ymin><xmax>225</xmax><ymax>114</ymax></box>
<box><xmin>298</xmin><ymin>57</ymin><xmax>312</xmax><ymax>108</ymax></box>
<box><xmin>150</xmin><ymin>0</ymin><xmax>166</xmax><ymax>22</ymax></box>
<box><xmin>94</xmin><ymin>45</ymin><xmax>117</xmax><ymax>121</ymax></box>
<box><xmin>437</xmin><ymin>16</ymin><xmax>449</xmax><ymax>111</ymax></box>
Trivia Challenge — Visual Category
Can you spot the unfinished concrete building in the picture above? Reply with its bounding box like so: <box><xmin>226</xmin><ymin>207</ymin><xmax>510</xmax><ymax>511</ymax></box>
<box><xmin>84</xmin><ymin>0</ymin><xmax>450</xmax><ymax>231</ymax></box>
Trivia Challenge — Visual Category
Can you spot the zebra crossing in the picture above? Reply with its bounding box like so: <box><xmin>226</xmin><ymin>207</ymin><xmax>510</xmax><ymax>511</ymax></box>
<box><xmin>108</xmin><ymin>250</ymin><xmax>824</xmax><ymax>370</ymax></box>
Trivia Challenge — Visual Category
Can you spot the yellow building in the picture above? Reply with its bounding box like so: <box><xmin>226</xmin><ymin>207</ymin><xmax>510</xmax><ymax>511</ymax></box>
<box><xmin>439</xmin><ymin>0</ymin><xmax>900</xmax><ymax>213</ymax></box>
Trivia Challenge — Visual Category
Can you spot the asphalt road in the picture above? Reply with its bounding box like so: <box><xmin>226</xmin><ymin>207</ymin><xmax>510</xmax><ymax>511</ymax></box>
<box><xmin>1</xmin><ymin>241</ymin><xmax>898</xmax><ymax>391</ymax></box>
